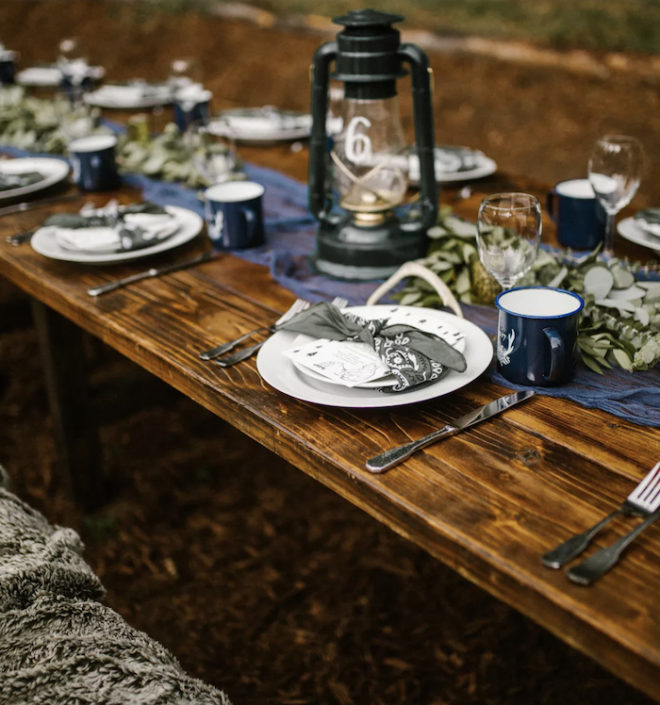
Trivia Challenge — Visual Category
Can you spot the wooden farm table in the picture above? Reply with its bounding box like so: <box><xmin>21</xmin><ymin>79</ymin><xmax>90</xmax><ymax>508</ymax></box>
<box><xmin>0</xmin><ymin>147</ymin><xmax>658</xmax><ymax>701</ymax></box>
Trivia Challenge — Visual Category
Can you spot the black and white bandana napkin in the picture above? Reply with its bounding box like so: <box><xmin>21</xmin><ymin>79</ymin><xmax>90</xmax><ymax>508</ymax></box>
<box><xmin>279</xmin><ymin>302</ymin><xmax>467</xmax><ymax>392</ymax></box>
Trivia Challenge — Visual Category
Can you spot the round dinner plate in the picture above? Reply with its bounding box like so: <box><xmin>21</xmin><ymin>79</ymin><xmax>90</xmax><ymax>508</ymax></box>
<box><xmin>30</xmin><ymin>205</ymin><xmax>203</xmax><ymax>265</ymax></box>
<box><xmin>289</xmin><ymin>306</ymin><xmax>467</xmax><ymax>389</ymax></box>
<box><xmin>83</xmin><ymin>83</ymin><xmax>174</xmax><ymax>109</ymax></box>
<box><xmin>16</xmin><ymin>64</ymin><xmax>105</xmax><ymax>87</ymax></box>
<box><xmin>207</xmin><ymin>108</ymin><xmax>312</xmax><ymax>142</ymax></box>
<box><xmin>257</xmin><ymin>305</ymin><xmax>493</xmax><ymax>408</ymax></box>
<box><xmin>618</xmin><ymin>217</ymin><xmax>660</xmax><ymax>253</ymax></box>
<box><xmin>0</xmin><ymin>157</ymin><xmax>70</xmax><ymax>202</ymax></box>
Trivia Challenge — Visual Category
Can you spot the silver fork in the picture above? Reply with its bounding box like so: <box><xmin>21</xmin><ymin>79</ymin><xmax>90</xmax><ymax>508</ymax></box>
<box><xmin>215</xmin><ymin>295</ymin><xmax>348</xmax><ymax>368</ymax></box>
<box><xmin>199</xmin><ymin>297</ymin><xmax>309</xmax><ymax>361</ymax></box>
<box><xmin>542</xmin><ymin>461</ymin><xmax>660</xmax><ymax>571</ymax></box>
<box><xmin>567</xmin><ymin>461</ymin><xmax>660</xmax><ymax>586</ymax></box>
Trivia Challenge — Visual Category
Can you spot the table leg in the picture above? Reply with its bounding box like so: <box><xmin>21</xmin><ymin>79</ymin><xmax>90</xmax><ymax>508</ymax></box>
<box><xmin>31</xmin><ymin>299</ymin><xmax>104</xmax><ymax>509</ymax></box>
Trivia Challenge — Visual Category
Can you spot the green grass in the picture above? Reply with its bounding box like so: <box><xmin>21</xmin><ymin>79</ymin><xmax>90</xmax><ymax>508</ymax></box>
<box><xmin>166</xmin><ymin>0</ymin><xmax>660</xmax><ymax>54</ymax></box>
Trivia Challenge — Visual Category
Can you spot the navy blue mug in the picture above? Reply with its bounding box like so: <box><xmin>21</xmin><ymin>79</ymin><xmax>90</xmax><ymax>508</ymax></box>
<box><xmin>496</xmin><ymin>286</ymin><xmax>584</xmax><ymax>386</ymax></box>
<box><xmin>0</xmin><ymin>56</ymin><xmax>16</xmax><ymax>84</ymax></box>
<box><xmin>69</xmin><ymin>134</ymin><xmax>120</xmax><ymax>192</ymax></box>
<box><xmin>173</xmin><ymin>99</ymin><xmax>210</xmax><ymax>132</ymax></box>
<box><xmin>547</xmin><ymin>178</ymin><xmax>606</xmax><ymax>250</ymax></box>
<box><xmin>204</xmin><ymin>181</ymin><xmax>265</xmax><ymax>250</ymax></box>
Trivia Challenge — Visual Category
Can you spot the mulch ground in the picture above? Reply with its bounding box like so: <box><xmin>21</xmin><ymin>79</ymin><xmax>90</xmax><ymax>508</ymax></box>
<box><xmin>1</xmin><ymin>2</ymin><xmax>658</xmax><ymax>704</ymax></box>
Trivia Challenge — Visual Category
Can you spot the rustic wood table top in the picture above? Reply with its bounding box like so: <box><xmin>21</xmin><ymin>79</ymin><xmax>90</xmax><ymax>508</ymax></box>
<box><xmin>0</xmin><ymin>147</ymin><xmax>658</xmax><ymax>700</ymax></box>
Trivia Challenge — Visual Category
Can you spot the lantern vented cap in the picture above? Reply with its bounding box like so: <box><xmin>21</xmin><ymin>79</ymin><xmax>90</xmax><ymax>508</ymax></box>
<box><xmin>332</xmin><ymin>9</ymin><xmax>404</xmax><ymax>27</ymax></box>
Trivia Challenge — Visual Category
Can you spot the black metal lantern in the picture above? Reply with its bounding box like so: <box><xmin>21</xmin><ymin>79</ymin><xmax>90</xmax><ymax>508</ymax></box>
<box><xmin>309</xmin><ymin>9</ymin><xmax>437</xmax><ymax>280</ymax></box>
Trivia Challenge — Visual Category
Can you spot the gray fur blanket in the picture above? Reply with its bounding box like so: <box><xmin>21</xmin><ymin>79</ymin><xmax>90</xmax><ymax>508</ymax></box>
<box><xmin>0</xmin><ymin>470</ymin><xmax>232</xmax><ymax>705</ymax></box>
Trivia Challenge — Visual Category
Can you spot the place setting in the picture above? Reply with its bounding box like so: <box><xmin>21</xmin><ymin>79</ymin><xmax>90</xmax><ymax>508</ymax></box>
<box><xmin>206</xmin><ymin>106</ymin><xmax>315</xmax><ymax>143</ymax></box>
<box><xmin>29</xmin><ymin>199</ymin><xmax>203</xmax><ymax>265</ymax></box>
<box><xmin>255</xmin><ymin>301</ymin><xmax>493</xmax><ymax>409</ymax></box>
<box><xmin>16</xmin><ymin>37</ymin><xmax>105</xmax><ymax>90</ymax></box>
<box><xmin>83</xmin><ymin>80</ymin><xmax>175</xmax><ymax>110</ymax></box>
<box><xmin>0</xmin><ymin>156</ymin><xmax>70</xmax><ymax>201</ymax></box>
<box><xmin>403</xmin><ymin>144</ymin><xmax>497</xmax><ymax>184</ymax></box>
<box><xmin>4</xmin><ymin>132</ymin><xmax>204</xmax><ymax>265</ymax></box>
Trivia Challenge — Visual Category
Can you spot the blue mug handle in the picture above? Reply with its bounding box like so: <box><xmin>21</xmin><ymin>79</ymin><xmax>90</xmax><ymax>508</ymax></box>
<box><xmin>543</xmin><ymin>327</ymin><xmax>565</xmax><ymax>383</ymax></box>
<box><xmin>546</xmin><ymin>190</ymin><xmax>557</xmax><ymax>223</ymax></box>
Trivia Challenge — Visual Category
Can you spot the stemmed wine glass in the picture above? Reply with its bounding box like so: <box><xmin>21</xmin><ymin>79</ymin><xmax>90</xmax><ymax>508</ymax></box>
<box><xmin>476</xmin><ymin>192</ymin><xmax>542</xmax><ymax>290</ymax></box>
<box><xmin>587</xmin><ymin>134</ymin><xmax>643</xmax><ymax>255</ymax></box>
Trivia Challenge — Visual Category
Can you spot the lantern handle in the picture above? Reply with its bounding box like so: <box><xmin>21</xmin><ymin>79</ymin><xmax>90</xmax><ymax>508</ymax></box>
<box><xmin>308</xmin><ymin>41</ymin><xmax>337</xmax><ymax>224</ymax></box>
<box><xmin>398</xmin><ymin>43</ymin><xmax>438</xmax><ymax>232</ymax></box>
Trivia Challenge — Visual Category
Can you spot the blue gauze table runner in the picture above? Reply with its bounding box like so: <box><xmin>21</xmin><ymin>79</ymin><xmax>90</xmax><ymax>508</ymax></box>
<box><xmin>2</xmin><ymin>145</ymin><xmax>658</xmax><ymax>427</ymax></box>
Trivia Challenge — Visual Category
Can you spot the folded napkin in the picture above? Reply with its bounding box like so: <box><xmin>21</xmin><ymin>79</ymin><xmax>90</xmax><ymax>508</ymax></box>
<box><xmin>0</xmin><ymin>170</ymin><xmax>44</xmax><ymax>191</ymax></box>
<box><xmin>44</xmin><ymin>202</ymin><xmax>179</xmax><ymax>253</ymax></box>
<box><xmin>634</xmin><ymin>208</ymin><xmax>660</xmax><ymax>238</ymax></box>
<box><xmin>279</xmin><ymin>302</ymin><xmax>467</xmax><ymax>392</ymax></box>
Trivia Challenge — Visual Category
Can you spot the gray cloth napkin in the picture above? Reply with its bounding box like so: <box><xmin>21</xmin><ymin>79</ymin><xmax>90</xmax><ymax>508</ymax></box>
<box><xmin>43</xmin><ymin>202</ymin><xmax>173</xmax><ymax>252</ymax></box>
<box><xmin>279</xmin><ymin>302</ymin><xmax>467</xmax><ymax>392</ymax></box>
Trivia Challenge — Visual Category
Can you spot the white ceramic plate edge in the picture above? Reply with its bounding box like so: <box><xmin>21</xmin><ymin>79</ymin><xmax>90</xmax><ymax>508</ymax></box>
<box><xmin>618</xmin><ymin>217</ymin><xmax>660</xmax><ymax>253</ymax></box>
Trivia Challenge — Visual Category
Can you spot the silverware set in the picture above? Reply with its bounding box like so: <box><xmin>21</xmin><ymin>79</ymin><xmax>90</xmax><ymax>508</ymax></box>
<box><xmin>543</xmin><ymin>460</ymin><xmax>660</xmax><ymax>585</ymax></box>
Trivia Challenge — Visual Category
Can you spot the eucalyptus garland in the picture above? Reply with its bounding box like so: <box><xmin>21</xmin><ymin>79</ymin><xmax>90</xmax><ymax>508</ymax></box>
<box><xmin>0</xmin><ymin>86</ymin><xmax>238</xmax><ymax>188</ymax></box>
<box><xmin>394</xmin><ymin>207</ymin><xmax>660</xmax><ymax>373</ymax></box>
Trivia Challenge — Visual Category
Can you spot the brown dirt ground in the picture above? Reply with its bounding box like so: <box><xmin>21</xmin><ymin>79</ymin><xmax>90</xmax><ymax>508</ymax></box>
<box><xmin>1</xmin><ymin>2</ymin><xmax>658</xmax><ymax>704</ymax></box>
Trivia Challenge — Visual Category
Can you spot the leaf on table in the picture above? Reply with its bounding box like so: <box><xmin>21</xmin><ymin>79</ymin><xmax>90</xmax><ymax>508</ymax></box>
<box><xmin>583</xmin><ymin>265</ymin><xmax>614</xmax><ymax>299</ymax></box>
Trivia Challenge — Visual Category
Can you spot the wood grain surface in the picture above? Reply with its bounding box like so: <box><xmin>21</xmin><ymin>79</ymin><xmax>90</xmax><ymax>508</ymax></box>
<box><xmin>0</xmin><ymin>159</ymin><xmax>658</xmax><ymax>700</ymax></box>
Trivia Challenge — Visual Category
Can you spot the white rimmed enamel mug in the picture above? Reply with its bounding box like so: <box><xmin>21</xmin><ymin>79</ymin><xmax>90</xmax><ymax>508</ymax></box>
<box><xmin>203</xmin><ymin>181</ymin><xmax>265</xmax><ymax>249</ymax></box>
<box><xmin>495</xmin><ymin>286</ymin><xmax>584</xmax><ymax>386</ymax></box>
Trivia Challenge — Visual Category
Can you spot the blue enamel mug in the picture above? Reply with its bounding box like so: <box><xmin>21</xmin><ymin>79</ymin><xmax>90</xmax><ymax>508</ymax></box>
<box><xmin>0</xmin><ymin>56</ymin><xmax>16</xmax><ymax>84</ymax></box>
<box><xmin>173</xmin><ymin>99</ymin><xmax>210</xmax><ymax>132</ymax></box>
<box><xmin>69</xmin><ymin>134</ymin><xmax>120</xmax><ymax>192</ymax></box>
<box><xmin>204</xmin><ymin>181</ymin><xmax>265</xmax><ymax>250</ymax></box>
<box><xmin>496</xmin><ymin>286</ymin><xmax>584</xmax><ymax>386</ymax></box>
<box><xmin>546</xmin><ymin>178</ymin><xmax>606</xmax><ymax>250</ymax></box>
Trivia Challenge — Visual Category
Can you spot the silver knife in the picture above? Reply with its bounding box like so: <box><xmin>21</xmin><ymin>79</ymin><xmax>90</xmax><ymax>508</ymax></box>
<box><xmin>87</xmin><ymin>251</ymin><xmax>218</xmax><ymax>297</ymax></box>
<box><xmin>0</xmin><ymin>193</ymin><xmax>81</xmax><ymax>217</ymax></box>
<box><xmin>365</xmin><ymin>390</ymin><xmax>535</xmax><ymax>474</ymax></box>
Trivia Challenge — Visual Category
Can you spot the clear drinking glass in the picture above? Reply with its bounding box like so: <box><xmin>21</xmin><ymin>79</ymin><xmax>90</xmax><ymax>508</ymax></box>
<box><xmin>588</xmin><ymin>134</ymin><xmax>643</xmax><ymax>254</ymax></box>
<box><xmin>476</xmin><ymin>192</ymin><xmax>542</xmax><ymax>290</ymax></box>
<box><xmin>185</xmin><ymin>122</ymin><xmax>237</xmax><ymax>186</ymax></box>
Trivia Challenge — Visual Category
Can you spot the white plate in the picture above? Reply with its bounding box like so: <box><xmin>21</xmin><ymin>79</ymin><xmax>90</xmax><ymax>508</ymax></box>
<box><xmin>16</xmin><ymin>65</ymin><xmax>104</xmax><ymax>87</ymax></box>
<box><xmin>289</xmin><ymin>306</ymin><xmax>467</xmax><ymax>389</ymax></box>
<box><xmin>31</xmin><ymin>205</ymin><xmax>203</xmax><ymax>265</ymax></box>
<box><xmin>618</xmin><ymin>217</ymin><xmax>660</xmax><ymax>253</ymax></box>
<box><xmin>408</xmin><ymin>147</ymin><xmax>497</xmax><ymax>184</ymax></box>
<box><xmin>0</xmin><ymin>158</ymin><xmax>70</xmax><ymax>201</ymax></box>
<box><xmin>84</xmin><ymin>83</ymin><xmax>174</xmax><ymax>109</ymax></box>
<box><xmin>257</xmin><ymin>306</ymin><xmax>493</xmax><ymax>408</ymax></box>
<box><xmin>207</xmin><ymin>108</ymin><xmax>312</xmax><ymax>142</ymax></box>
